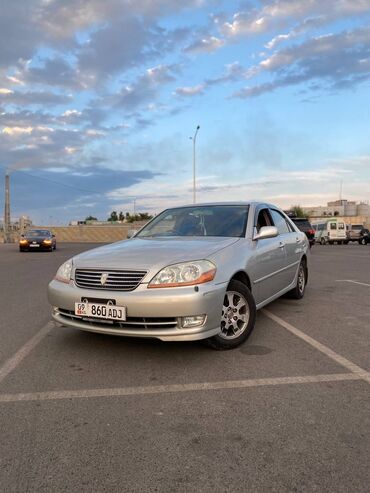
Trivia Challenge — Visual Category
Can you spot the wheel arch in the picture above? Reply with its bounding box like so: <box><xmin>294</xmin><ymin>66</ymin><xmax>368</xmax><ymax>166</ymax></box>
<box><xmin>301</xmin><ymin>254</ymin><xmax>308</xmax><ymax>284</ymax></box>
<box><xmin>228</xmin><ymin>270</ymin><xmax>252</xmax><ymax>292</ymax></box>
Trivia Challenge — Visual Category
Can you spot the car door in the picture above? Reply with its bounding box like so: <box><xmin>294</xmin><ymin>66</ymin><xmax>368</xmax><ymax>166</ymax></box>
<box><xmin>248</xmin><ymin>206</ymin><xmax>287</xmax><ymax>305</ymax></box>
<box><xmin>269</xmin><ymin>208</ymin><xmax>302</xmax><ymax>287</ymax></box>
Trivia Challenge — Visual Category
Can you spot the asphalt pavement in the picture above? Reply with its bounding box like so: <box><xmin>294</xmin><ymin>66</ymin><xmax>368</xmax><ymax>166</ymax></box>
<box><xmin>0</xmin><ymin>242</ymin><xmax>369</xmax><ymax>492</ymax></box>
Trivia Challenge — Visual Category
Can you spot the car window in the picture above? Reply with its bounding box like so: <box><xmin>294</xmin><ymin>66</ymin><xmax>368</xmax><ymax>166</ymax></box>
<box><xmin>137</xmin><ymin>205</ymin><xmax>249</xmax><ymax>238</ymax></box>
<box><xmin>270</xmin><ymin>209</ymin><xmax>291</xmax><ymax>235</ymax></box>
<box><xmin>256</xmin><ymin>208</ymin><xmax>273</xmax><ymax>232</ymax></box>
<box><xmin>330</xmin><ymin>222</ymin><xmax>337</xmax><ymax>230</ymax></box>
<box><xmin>26</xmin><ymin>230</ymin><xmax>50</xmax><ymax>237</ymax></box>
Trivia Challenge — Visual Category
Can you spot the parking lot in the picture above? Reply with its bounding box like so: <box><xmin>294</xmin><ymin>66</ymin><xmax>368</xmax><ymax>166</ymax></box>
<box><xmin>0</xmin><ymin>242</ymin><xmax>369</xmax><ymax>492</ymax></box>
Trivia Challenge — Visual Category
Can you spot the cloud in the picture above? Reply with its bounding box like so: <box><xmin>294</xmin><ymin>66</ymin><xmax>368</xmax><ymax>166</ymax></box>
<box><xmin>22</xmin><ymin>57</ymin><xmax>82</xmax><ymax>89</ymax></box>
<box><xmin>0</xmin><ymin>0</ymin><xmax>196</xmax><ymax>68</ymax></box>
<box><xmin>205</xmin><ymin>62</ymin><xmax>251</xmax><ymax>85</ymax></box>
<box><xmin>2</xmin><ymin>164</ymin><xmax>157</xmax><ymax>222</ymax></box>
<box><xmin>185</xmin><ymin>36</ymin><xmax>225</xmax><ymax>54</ymax></box>
<box><xmin>174</xmin><ymin>84</ymin><xmax>205</xmax><ymax>97</ymax></box>
<box><xmin>77</xmin><ymin>17</ymin><xmax>158</xmax><ymax>80</ymax></box>
<box><xmin>218</xmin><ymin>0</ymin><xmax>369</xmax><ymax>38</ymax></box>
<box><xmin>233</xmin><ymin>27</ymin><xmax>370</xmax><ymax>98</ymax></box>
<box><xmin>0</xmin><ymin>90</ymin><xmax>73</xmax><ymax>106</ymax></box>
<box><xmin>265</xmin><ymin>16</ymin><xmax>327</xmax><ymax>49</ymax></box>
<box><xmin>117</xmin><ymin>64</ymin><xmax>179</xmax><ymax>109</ymax></box>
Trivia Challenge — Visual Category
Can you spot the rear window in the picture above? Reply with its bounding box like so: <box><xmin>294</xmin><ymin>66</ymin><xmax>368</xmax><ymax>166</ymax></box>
<box><xmin>291</xmin><ymin>219</ymin><xmax>311</xmax><ymax>230</ymax></box>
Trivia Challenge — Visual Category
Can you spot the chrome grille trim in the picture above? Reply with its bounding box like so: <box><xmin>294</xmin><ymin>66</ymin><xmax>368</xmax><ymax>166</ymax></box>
<box><xmin>57</xmin><ymin>309</ymin><xmax>178</xmax><ymax>330</ymax></box>
<box><xmin>74</xmin><ymin>268</ymin><xmax>147</xmax><ymax>291</ymax></box>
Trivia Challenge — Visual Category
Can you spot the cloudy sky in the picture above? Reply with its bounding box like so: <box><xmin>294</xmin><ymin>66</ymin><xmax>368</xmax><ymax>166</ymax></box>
<box><xmin>1</xmin><ymin>0</ymin><xmax>370</xmax><ymax>224</ymax></box>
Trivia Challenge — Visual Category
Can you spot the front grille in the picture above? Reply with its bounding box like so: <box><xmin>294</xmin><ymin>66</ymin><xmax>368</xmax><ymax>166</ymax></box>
<box><xmin>57</xmin><ymin>309</ymin><xmax>178</xmax><ymax>331</ymax></box>
<box><xmin>74</xmin><ymin>268</ymin><xmax>147</xmax><ymax>291</ymax></box>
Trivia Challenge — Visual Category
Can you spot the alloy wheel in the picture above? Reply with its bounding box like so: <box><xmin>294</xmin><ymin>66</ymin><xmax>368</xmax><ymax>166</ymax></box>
<box><xmin>220</xmin><ymin>291</ymin><xmax>250</xmax><ymax>340</ymax></box>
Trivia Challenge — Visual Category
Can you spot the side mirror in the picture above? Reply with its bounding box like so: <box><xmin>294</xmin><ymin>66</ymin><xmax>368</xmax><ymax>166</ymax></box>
<box><xmin>52</xmin><ymin>234</ymin><xmax>55</xmax><ymax>238</ymax></box>
<box><xmin>127</xmin><ymin>229</ymin><xmax>138</xmax><ymax>239</ymax></box>
<box><xmin>253</xmin><ymin>226</ymin><xmax>278</xmax><ymax>241</ymax></box>
<box><xmin>21</xmin><ymin>234</ymin><xmax>24</xmax><ymax>238</ymax></box>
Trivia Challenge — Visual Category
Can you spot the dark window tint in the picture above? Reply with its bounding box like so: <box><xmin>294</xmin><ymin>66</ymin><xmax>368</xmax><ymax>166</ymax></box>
<box><xmin>26</xmin><ymin>230</ymin><xmax>51</xmax><ymax>237</ymax></box>
<box><xmin>291</xmin><ymin>219</ymin><xmax>312</xmax><ymax>232</ymax></box>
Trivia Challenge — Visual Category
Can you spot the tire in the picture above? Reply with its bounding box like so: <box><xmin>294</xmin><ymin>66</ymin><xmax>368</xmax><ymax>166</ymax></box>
<box><xmin>287</xmin><ymin>260</ymin><xmax>307</xmax><ymax>300</ymax></box>
<box><xmin>320</xmin><ymin>237</ymin><xmax>326</xmax><ymax>245</ymax></box>
<box><xmin>206</xmin><ymin>280</ymin><xmax>256</xmax><ymax>350</ymax></box>
<box><xmin>360</xmin><ymin>238</ymin><xmax>366</xmax><ymax>245</ymax></box>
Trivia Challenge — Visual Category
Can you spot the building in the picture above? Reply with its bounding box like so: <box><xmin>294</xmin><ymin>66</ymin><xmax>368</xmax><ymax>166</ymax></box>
<box><xmin>303</xmin><ymin>200</ymin><xmax>370</xmax><ymax>228</ymax></box>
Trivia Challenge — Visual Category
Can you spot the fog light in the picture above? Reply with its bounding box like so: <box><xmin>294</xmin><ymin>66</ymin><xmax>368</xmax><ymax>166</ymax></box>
<box><xmin>181</xmin><ymin>315</ymin><xmax>206</xmax><ymax>328</ymax></box>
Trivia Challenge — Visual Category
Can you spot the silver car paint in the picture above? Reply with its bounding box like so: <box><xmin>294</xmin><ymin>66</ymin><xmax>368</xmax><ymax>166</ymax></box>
<box><xmin>48</xmin><ymin>202</ymin><xmax>309</xmax><ymax>340</ymax></box>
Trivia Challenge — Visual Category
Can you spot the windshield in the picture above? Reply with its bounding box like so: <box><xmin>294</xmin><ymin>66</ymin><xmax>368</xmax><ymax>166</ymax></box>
<box><xmin>26</xmin><ymin>230</ymin><xmax>51</xmax><ymax>237</ymax></box>
<box><xmin>137</xmin><ymin>205</ymin><xmax>249</xmax><ymax>238</ymax></box>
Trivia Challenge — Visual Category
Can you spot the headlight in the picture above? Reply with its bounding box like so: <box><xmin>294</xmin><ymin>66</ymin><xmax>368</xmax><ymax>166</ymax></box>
<box><xmin>43</xmin><ymin>239</ymin><xmax>52</xmax><ymax>244</ymax></box>
<box><xmin>55</xmin><ymin>259</ymin><xmax>73</xmax><ymax>284</ymax></box>
<box><xmin>148</xmin><ymin>260</ymin><xmax>216</xmax><ymax>288</ymax></box>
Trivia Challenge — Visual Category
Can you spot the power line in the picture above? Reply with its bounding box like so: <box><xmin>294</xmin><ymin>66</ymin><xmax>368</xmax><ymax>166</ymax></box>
<box><xmin>0</xmin><ymin>165</ymin><xmax>101</xmax><ymax>195</ymax></box>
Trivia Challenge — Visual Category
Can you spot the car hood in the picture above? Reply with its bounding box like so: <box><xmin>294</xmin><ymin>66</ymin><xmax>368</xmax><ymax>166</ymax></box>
<box><xmin>73</xmin><ymin>237</ymin><xmax>240</xmax><ymax>274</ymax></box>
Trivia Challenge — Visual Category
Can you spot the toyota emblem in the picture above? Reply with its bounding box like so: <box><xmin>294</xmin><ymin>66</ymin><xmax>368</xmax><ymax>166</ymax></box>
<box><xmin>100</xmin><ymin>273</ymin><xmax>109</xmax><ymax>285</ymax></box>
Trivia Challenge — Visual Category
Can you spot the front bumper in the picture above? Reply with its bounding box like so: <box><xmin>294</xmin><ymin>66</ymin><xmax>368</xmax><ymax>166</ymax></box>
<box><xmin>48</xmin><ymin>279</ymin><xmax>227</xmax><ymax>341</ymax></box>
<box><xmin>19</xmin><ymin>242</ymin><xmax>53</xmax><ymax>250</ymax></box>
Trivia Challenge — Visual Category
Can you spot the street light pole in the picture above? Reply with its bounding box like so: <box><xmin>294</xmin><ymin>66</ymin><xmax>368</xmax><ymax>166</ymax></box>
<box><xmin>4</xmin><ymin>172</ymin><xmax>11</xmax><ymax>243</ymax></box>
<box><xmin>190</xmin><ymin>125</ymin><xmax>200</xmax><ymax>204</ymax></box>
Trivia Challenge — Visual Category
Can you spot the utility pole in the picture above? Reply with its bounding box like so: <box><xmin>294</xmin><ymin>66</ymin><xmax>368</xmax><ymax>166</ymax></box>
<box><xmin>4</xmin><ymin>172</ymin><xmax>10</xmax><ymax>243</ymax></box>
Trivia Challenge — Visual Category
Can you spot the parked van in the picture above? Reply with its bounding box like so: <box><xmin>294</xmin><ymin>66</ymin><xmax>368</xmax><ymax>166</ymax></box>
<box><xmin>312</xmin><ymin>218</ymin><xmax>347</xmax><ymax>244</ymax></box>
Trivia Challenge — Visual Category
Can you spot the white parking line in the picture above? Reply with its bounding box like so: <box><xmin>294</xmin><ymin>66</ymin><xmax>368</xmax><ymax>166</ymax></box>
<box><xmin>263</xmin><ymin>309</ymin><xmax>370</xmax><ymax>384</ymax></box>
<box><xmin>0</xmin><ymin>373</ymin><xmax>362</xmax><ymax>403</ymax></box>
<box><xmin>336</xmin><ymin>280</ymin><xmax>370</xmax><ymax>288</ymax></box>
<box><xmin>0</xmin><ymin>322</ymin><xmax>53</xmax><ymax>385</ymax></box>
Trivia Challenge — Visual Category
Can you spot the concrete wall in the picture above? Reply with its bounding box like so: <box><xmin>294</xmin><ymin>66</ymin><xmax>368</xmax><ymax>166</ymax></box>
<box><xmin>0</xmin><ymin>223</ymin><xmax>147</xmax><ymax>243</ymax></box>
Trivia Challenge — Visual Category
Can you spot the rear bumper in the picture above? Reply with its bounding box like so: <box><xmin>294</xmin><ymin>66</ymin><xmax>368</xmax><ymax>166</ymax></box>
<box><xmin>48</xmin><ymin>279</ymin><xmax>227</xmax><ymax>341</ymax></box>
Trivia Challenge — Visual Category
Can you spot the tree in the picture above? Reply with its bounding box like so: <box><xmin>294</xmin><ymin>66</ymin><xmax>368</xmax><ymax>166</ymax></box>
<box><xmin>290</xmin><ymin>205</ymin><xmax>307</xmax><ymax>218</ymax></box>
<box><xmin>107</xmin><ymin>211</ymin><xmax>118</xmax><ymax>222</ymax></box>
<box><xmin>118</xmin><ymin>211</ymin><xmax>124</xmax><ymax>222</ymax></box>
<box><xmin>85</xmin><ymin>215</ymin><xmax>97</xmax><ymax>221</ymax></box>
<box><xmin>125</xmin><ymin>212</ymin><xmax>153</xmax><ymax>223</ymax></box>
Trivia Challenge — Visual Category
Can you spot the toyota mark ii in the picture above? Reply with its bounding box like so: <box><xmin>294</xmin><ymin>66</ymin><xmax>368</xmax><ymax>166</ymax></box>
<box><xmin>48</xmin><ymin>202</ymin><xmax>309</xmax><ymax>349</ymax></box>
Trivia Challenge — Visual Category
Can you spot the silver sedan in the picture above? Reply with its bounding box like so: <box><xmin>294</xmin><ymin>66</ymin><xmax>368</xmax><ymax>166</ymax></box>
<box><xmin>48</xmin><ymin>202</ymin><xmax>309</xmax><ymax>349</ymax></box>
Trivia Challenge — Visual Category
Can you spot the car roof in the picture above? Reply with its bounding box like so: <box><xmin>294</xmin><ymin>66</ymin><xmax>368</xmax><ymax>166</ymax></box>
<box><xmin>163</xmin><ymin>201</ymin><xmax>280</xmax><ymax>210</ymax></box>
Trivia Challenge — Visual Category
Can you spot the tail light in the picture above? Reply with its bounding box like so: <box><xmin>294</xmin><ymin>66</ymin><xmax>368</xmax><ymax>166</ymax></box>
<box><xmin>307</xmin><ymin>229</ymin><xmax>315</xmax><ymax>235</ymax></box>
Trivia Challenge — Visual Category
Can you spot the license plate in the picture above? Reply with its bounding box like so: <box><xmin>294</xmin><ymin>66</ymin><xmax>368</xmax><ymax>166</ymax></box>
<box><xmin>30</xmin><ymin>244</ymin><xmax>40</xmax><ymax>247</ymax></box>
<box><xmin>75</xmin><ymin>302</ymin><xmax>126</xmax><ymax>321</ymax></box>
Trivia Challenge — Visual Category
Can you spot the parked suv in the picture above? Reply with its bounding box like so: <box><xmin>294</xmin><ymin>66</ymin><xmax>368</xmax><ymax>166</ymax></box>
<box><xmin>359</xmin><ymin>228</ymin><xmax>370</xmax><ymax>245</ymax></box>
<box><xmin>285</xmin><ymin>214</ymin><xmax>315</xmax><ymax>247</ymax></box>
<box><xmin>346</xmin><ymin>224</ymin><xmax>364</xmax><ymax>242</ymax></box>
